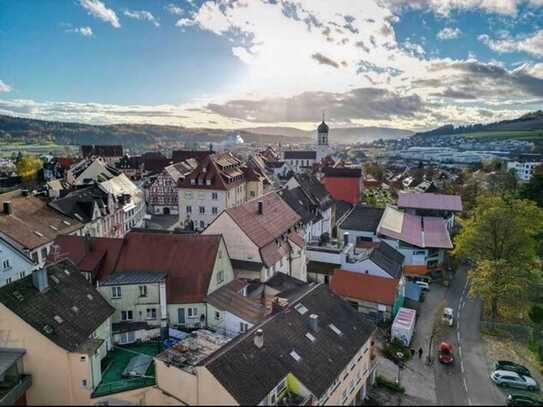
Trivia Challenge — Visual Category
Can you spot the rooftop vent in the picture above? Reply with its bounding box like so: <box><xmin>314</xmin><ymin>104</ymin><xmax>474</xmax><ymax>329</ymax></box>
<box><xmin>254</xmin><ymin>329</ymin><xmax>264</xmax><ymax>349</ymax></box>
<box><xmin>63</xmin><ymin>220</ymin><xmax>71</xmax><ymax>226</ymax></box>
<box><xmin>87</xmin><ymin>294</ymin><xmax>94</xmax><ymax>301</ymax></box>
<box><xmin>43</xmin><ymin>325</ymin><xmax>54</xmax><ymax>335</ymax></box>
<box><xmin>50</xmin><ymin>275</ymin><xmax>60</xmax><ymax>284</ymax></box>
<box><xmin>33</xmin><ymin>231</ymin><xmax>44</xmax><ymax>238</ymax></box>
<box><xmin>71</xmin><ymin>306</ymin><xmax>79</xmax><ymax>313</ymax></box>
<box><xmin>3</xmin><ymin>201</ymin><xmax>12</xmax><ymax>215</ymax></box>
<box><xmin>309</xmin><ymin>314</ymin><xmax>319</xmax><ymax>332</ymax></box>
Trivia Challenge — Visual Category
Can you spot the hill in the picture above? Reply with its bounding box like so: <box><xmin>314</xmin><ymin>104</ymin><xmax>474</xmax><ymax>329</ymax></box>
<box><xmin>0</xmin><ymin>114</ymin><xmax>413</xmax><ymax>147</ymax></box>
<box><xmin>414</xmin><ymin>110</ymin><xmax>543</xmax><ymax>140</ymax></box>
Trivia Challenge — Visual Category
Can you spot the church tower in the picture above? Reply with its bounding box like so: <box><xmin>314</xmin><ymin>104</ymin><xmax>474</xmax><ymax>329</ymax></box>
<box><xmin>317</xmin><ymin>112</ymin><xmax>329</xmax><ymax>146</ymax></box>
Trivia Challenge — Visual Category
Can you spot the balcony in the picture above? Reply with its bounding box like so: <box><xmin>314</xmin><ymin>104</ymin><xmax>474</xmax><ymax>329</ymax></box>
<box><xmin>0</xmin><ymin>375</ymin><xmax>32</xmax><ymax>406</ymax></box>
<box><xmin>277</xmin><ymin>391</ymin><xmax>314</xmax><ymax>406</ymax></box>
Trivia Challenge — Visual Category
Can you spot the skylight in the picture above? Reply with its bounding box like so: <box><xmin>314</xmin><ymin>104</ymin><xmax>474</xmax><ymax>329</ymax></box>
<box><xmin>64</xmin><ymin>269</ymin><xmax>70</xmax><ymax>276</ymax></box>
<box><xmin>54</xmin><ymin>315</ymin><xmax>64</xmax><ymax>324</ymax></box>
<box><xmin>49</xmin><ymin>225</ymin><xmax>58</xmax><ymax>231</ymax></box>
<box><xmin>63</xmin><ymin>220</ymin><xmax>71</xmax><ymax>226</ymax></box>
<box><xmin>50</xmin><ymin>275</ymin><xmax>60</xmax><ymax>284</ymax></box>
<box><xmin>71</xmin><ymin>306</ymin><xmax>79</xmax><ymax>313</ymax></box>
<box><xmin>290</xmin><ymin>350</ymin><xmax>301</xmax><ymax>362</ymax></box>
<box><xmin>305</xmin><ymin>332</ymin><xmax>316</xmax><ymax>342</ymax></box>
<box><xmin>43</xmin><ymin>325</ymin><xmax>54</xmax><ymax>334</ymax></box>
<box><xmin>329</xmin><ymin>324</ymin><xmax>343</xmax><ymax>336</ymax></box>
<box><xmin>294</xmin><ymin>303</ymin><xmax>308</xmax><ymax>315</ymax></box>
<box><xmin>33</xmin><ymin>231</ymin><xmax>44</xmax><ymax>238</ymax></box>
<box><xmin>87</xmin><ymin>294</ymin><xmax>94</xmax><ymax>300</ymax></box>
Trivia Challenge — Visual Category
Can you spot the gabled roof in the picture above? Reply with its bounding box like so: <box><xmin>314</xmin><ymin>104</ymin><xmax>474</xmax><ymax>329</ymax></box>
<box><xmin>339</xmin><ymin>205</ymin><xmax>384</xmax><ymax>233</ymax></box>
<box><xmin>398</xmin><ymin>192</ymin><xmax>463</xmax><ymax>212</ymax></box>
<box><xmin>331</xmin><ymin>269</ymin><xmax>399</xmax><ymax>306</ymax></box>
<box><xmin>204</xmin><ymin>284</ymin><xmax>376</xmax><ymax>405</ymax></box>
<box><xmin>172</xmin><ymin>150</ymin><xmax>213</xmax><ymax>163</ymax></box>
<box><xmin>377</xmin><ymin>206</ymin><xmax>453</xmax><ymax>249</ymax></box>
<box><xmin>114</xmin><ymin>232</ymin><xmax>222</xmax><ymax>304</ymax></box>
<box><xmin>49</xmin><ymin>185</ymin><xmax>109</xmax><ymax>223</ymax></box>
<box><xmin>0</xmin><ymin>260</ymin><xmax>114</xmax><ymax>353</ymax></box>
<box><xmin>292</xmin><ymin>174</ymin><xmax>333</xmax><ymax>211</ymax></box>
<box><xmin>178</xmin><ymin>153</ymin><xmax>245</xmax><ymax>191</ymax></box>
<box><xmin>368</xmin><ymin>242</ymin><xmax>405</xmax><ymax>279</ymax></box>
<box><xmin>0</xmin><ymin>191</ymin><xmax>82</xmax><ymax>250</ymax></box>
<box><xmin>224</xmin><ymin>192</ymin><xmax>303</xmax><ymax>267</ymax></box>
<box><xmin>279</xmin><ymin>187</ymin><xmax>321</xmax><ymax>225</ymax></box>
<box><xmin>322</xmin><ymin>167</ymin><xmax>362</xmax><ymax>178</ymax></box>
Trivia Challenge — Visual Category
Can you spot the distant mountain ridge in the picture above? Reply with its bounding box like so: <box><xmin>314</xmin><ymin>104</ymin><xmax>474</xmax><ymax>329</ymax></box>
<box><xmin>0</xmin><ymin>114</ymin><xmax>413</xmax><ymax>147</ymax></box>
<box><xmin>414</xmin><ymin>110</ymin><xmax>543</xmax><ymax>138</ymax></box>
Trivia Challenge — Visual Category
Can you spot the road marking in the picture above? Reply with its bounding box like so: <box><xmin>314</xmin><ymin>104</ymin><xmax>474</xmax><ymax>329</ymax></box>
<box><xmin>457</xmin><ymin>331</ymin><xmax>461</xmax><ymax>343</ymax></box>
<box><xmin>458</xmin><ymin>346</ymin><xmax>463</xmax><ymax>359</ymax></box>
<box><xmin>463</xmin><ymin>377</ymin><xmax>469</xmax><ymax>393</ymax></box>
<box><xmin>468</xmin><ymin>397</ymin><xmax>473</xmax><ymax>406</ymax></box>
<box><xmin>461</xmin><ymin>360</ymin><xmax>465</xmax><ymax>374</ymax></box>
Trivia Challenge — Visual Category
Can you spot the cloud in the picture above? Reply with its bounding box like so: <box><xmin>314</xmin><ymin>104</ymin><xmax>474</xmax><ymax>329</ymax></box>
<box><xmin>79</xmin><ymin>0</ymin><xmax>120</xmax><ymax>28</ymax></box>
<box><xmin>205</xmin><ymin>87</ymin><xmax>426</xmax><ymax>122</ymax></box>
<box><xmin>66</xmin><ymin>26</ymin><xmax>94</xmax><ymax>37</ymax></box>
<box><xmin>311</xmin><ymin>53</ymin><xmax>340</xmax><ymax>68</ymax></box>
<box><xmin>0</xmin><ymin>81</ymin><xmax>11</xmax><ymax>93</ymax></box>
<box><xmin>166</xmin><ymin>4</ymin><xmax>183</xmax><ymax>15</ymax></box>
<box><xmin>382</xmin><ymin>0</ymin><xmax>529</xmax><ymax>16</ymax></box>
<box><xmin>437</xmin><ymin>27</ymin><xmax>462</xmax><ymax>40</ymax></box>
<box><xmin>124</xmin><ymin>10</ymin><xmax>160</xmax><ymax>27</ymax></box>
<box><xmin>479</xmin><ymin>30</ymin><xmax>543</xmax><ymax>57</ymax></box>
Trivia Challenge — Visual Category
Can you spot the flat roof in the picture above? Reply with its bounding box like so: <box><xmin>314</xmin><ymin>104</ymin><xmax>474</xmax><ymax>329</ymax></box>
<box><xmin>398</xmin><ymin>192</ymin><xmax>463</xmax><ymax>212</ymax></box>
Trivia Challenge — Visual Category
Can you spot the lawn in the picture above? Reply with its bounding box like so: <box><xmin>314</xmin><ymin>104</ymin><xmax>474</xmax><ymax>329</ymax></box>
<box><xmin>92</xmin><ymin>342</ymin><xmax>161</xmax><ymax>398</ymax></box>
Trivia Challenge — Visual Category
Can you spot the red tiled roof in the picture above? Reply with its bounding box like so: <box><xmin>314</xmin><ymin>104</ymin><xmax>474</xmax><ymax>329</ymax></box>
<box><xmin>330</xmin><ymin>269</ymin><xmax>398</xmax><ymax>306</ymax></box>
<box><xmin>114</xmin><ymin>232</ymin><xmax>221</xmax><ymax>304</ymax></box>
<box><xmin>178</xmin><ymin>153</ymin><xmax>245</xmax><ymax>191</ymax></box>
<box><xmin>398</xmin><ymin>192</ymin><xmax>463</xmax><ymax>212</ymax></box>
<box><xmin>226</xmin><ymin>192</ymin><xmax>301</xmax><ymax>249</ymax></box>
<box><xmin>50</xmin><ymin>235</ymin><xmax>124</xmax><ymax>281</ymax></box>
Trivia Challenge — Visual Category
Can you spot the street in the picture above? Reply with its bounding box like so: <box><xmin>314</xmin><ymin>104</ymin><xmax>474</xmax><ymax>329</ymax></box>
<box><xmin>434</xmin><ymin>267</ymin><xmax>504</xmax><ymax>406</ymax></box>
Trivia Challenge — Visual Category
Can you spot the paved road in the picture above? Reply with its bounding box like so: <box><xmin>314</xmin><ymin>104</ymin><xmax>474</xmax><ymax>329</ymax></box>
<box><xmin>434</xmin><ymin>267</ymin><xmax>504</xmax><ymax>406</ymax></box>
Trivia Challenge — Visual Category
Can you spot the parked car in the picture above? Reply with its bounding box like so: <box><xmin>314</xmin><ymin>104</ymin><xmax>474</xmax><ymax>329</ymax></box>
<box><xmin>415</xmin><ymin>281</ymin><xmax>430</xmax><ymax>291</ymax></box>
<box><xmin>442</xmin><ymin>307</ymin><xmax>454</xmax><ymax>327</ymax></box>
<box><xmin>496</xmin><ymin>361</ymin><xmax>532</xmax><ymax>377</ymax></box>
<box><xmin>438</xmin><ymin>342</ymin><xmax>454</xmax><ymax>364</ymax></box>
<box><xmin>506</xmin><ymin>394</ymin><xmax>543</xmax><ymax>406</ymax></box>
<box><xmin>491</xmin><ymin>370</ymin><xmax>539</xmax><ymax>391</ymax></box>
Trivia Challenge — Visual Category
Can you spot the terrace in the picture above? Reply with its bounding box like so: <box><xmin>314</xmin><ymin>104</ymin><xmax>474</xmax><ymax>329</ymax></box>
<box><xmin>92</xmin><ymin>342</ymin><xmax>161</xmax><ymax>398</ymax></box>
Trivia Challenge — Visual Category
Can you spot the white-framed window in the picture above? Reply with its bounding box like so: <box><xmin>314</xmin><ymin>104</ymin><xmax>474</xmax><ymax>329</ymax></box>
<box><xmin>112</xmin><ymin>286</ymin><xmax>122</xmax><ymax>299</ymax></box>
<box><xmin>2</xmin><ymin>260</ymin><xmax>10</xmax><ymax>270</ymax></box>
<box><xmin>217</xmin><ymin>270</ymin><xmax>224</xmax><ymax>284</ymax></box>
<box><xmin>212</xmin><ymin>207</ymin><xmax>218</xmax><ymax>215</ymax></box>
<box><xmin>81</xmin><ymin>379</ymin><xmax>88</xmax><ymax>388</ymax></box>
<box><xmin>187</xmin><ymin>307</ymin><xmax>198</xmax><ymax>318</ymax></box>
<box><xmin>199</xmin><ymin>221</ymin><xmax>205</xmax><ymax>229</ymax></box>
<box><xmin>139</xmin><ymin>285</ymin><xmax>147</xmax><ymax>297</ymax></box>
<box><xmin>240</xmin><ymin>322</ymin><xmax>249</xmax><ymax>333</ymax></box>
<box><xmin>19</xmin><ymin>272</ymin><xmax>25</xmax><ymax>279</ymax></box>
<box><xmin>121</xmin><ymin>310</ymin><xmax>133</xmax><ymax>321</ymax></box>
<box><xmin>146</xmin><ymin>308</ymin><xmax>157</xmax><ymax>320</ymax></box>
<box><xmin>212</xmin><ymin>192</ymin><xmax>218</xmax><ymax>200</ymax></box>
<box><xmin>250</xmin><ymin>191</ymin><xmax>256</xmax><ymax>197</ymax></box>
<box><xmin>5</xmin><ymin>278</ymin><xmax>11</xmax><ymax>284</ymax></box>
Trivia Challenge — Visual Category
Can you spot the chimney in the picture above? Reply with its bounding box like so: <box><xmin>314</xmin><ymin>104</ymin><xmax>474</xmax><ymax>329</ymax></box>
<box><xmin>309</xmin><ymin>314</ymin><xmax>319</xmax><ymax>332</ymax></box>
<box><xmin>254</xmin><ymin>329</ymin><xmax>264</xmax><ymax>349</ymax></box>
<box><xmin>3</xmin><ymin>201</ymin><xmax>12</xmax><ymax>215</ymax></box>
<box><xmin>32</xmin><ymin>268</ymin><xmax>49</xmax><ymax>293</ymax></box>
<box><xmin>343</xmin><ymin>232</ymin><xmax>350</xmax><ymax>247</ymax></box>
<box><xmin>257</xmin><ymin>201</ymin><xmax>263</xmax><ymax>215</ymax></box>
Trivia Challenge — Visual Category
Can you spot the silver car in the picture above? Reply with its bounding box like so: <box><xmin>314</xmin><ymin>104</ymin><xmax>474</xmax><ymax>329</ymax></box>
<box><xmin>491</xmin><ymin>370</ymin><xmax>539</xmax><ymax>391</ymax></box>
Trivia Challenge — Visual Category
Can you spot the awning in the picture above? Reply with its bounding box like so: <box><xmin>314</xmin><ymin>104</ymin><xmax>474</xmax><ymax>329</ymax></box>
<box><xmin>403</xmin><ymin>265</ymin><xmax>429</xmax><ymax>276</ymax></box>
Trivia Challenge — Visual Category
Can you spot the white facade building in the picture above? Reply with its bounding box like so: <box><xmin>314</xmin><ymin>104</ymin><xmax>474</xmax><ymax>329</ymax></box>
<box><xmin>507</xmin><ymin>160</ymin><xmax>542</xmax><ymax>181</ymax></box>
<box><xmin>0</xmin><ymin>236</ymin><xmax>38</xmax><ymax>287</ymax></box>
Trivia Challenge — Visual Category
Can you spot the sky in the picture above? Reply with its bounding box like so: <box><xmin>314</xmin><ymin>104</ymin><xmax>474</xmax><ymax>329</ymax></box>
<box><xmin>1</xmin><ymin>0</ymin><xmax>543</xmax><ymax>131</ymax></box>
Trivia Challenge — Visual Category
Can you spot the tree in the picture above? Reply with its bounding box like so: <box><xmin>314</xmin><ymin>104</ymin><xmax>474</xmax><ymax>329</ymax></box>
<box><xmin>363</xmin><ymin>162</ymin><xmax>385</xmax><ymax>183</ymax></box>
<box><xmin>15</xmin><ymin>154</ymin><xmax>43</xmax><ymax>180</ymax></box>
<box><xmin>454</xmin><ymin>195</ymin><xmax>543</xmax><ymax>322</ymax></box>
<box><xmin>519</xmin><ymin>166</ymin><xmax>543</xmax><ymax>207</ymax></box>
<box><xmin>529</xmin><ymin>304</ymin><xmax>543</xmax><ymax>325</ymax></box>
<box><xmin>487</xmin><ymin>169</ymin><xmax>518</xmax><ymax>195</ymax></box>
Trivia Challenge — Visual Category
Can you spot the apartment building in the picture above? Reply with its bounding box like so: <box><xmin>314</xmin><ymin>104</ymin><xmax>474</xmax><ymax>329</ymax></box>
<box><xmin>0</xmin><ymin>261</ymin><xmax>114</xmax><ymax>405</ymax></box>
<box><xmin>203</xmin><ymin>191</ymin><xmax>307</xmax><ymax>282</ymax></box>
<box><xmin>507</xmin><ymin>160</ymin><xmax>543</xmax><ymax>181</ymax></box>
<box><xmin>0</xmin><ymin>190</ymin><xmax>83</xmax><ymax>266</ymax></box>
<box><xmin>153</xmin><ymin>284</ymin><xmax>377</xmax><ymax>406</ymax></box>
<box><xmin>0</xmin><ymin>235</ymin><xmax>38</xmax><ymax>287</ymax></box>
<box><xmin>178</xmin><ymin>153</ymin><xmax>259</xmax><ymax>231</ymax></box>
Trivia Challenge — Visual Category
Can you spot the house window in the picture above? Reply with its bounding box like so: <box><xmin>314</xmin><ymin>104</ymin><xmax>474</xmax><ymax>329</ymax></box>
<box><xmin>199</xmin><ymin>221</ymin><xmax>205</xmax><ymax>229</ymax></box>
<box><xmin>41</xmin><ymin>247</ymin><xmax>48</xmax><ymax>260</ymax></box>
<box><xmin>2</xmin><ymin>260</ymin><xmax>10</xmax><ymax>270</ymax></box>
<box><xmin>199</xmin><ymin>206</ymin><xmax>205</xmax><ymax>214</ymax></box>
<box><xmin>146</xmin><ymin>308</ymin><xmax>157</xmax><ymax>320</ymax></box>
<box><xmin>187</xmin><ymin>307</ymin><xmax>198</xmax><ymax>318</ymax></box>
<box><xmin>186</xmin><ymin>205</ymin><xmax>192</xmax><ymax>214</ymax></box>
<box><xmin>139</xmin><ymin>285</ymin><xmax>147</xmax><ymax>297</ymax></box>
<box><xmin>5</xmin><ymin>278</ymin><xmax>11</xmax><ymax>284</ymax></box>
<box><xmin>112</xmin><ymin>286</ymin><xmax>122</xmax><ymax>299</ymax></box>
<box><xmin>217</xmin><ymin>271</ymin><xmax>224</xmax><ymax>284</ymax></box>
<box><xmin>212</xmin><ymin>192</ymin><xmax>218</xmax><ymax>200</ymax></box>
<box><xmin>80</xmin><ymin>356</ymin><xmax>87</xmax><ymax>362</ymax></box>
<box><xmin>121</xmin><ymin>310</ymin><xmax>133</xmax><ymax>321</ymax></box>
<box><xmin>240</xmin><ymin>322</ymin><xmax>249</xmax><ymax>333</ymax></box>
<box><xmin>31</xmin><ymin>252</ymin><xmax>38</xmax><ymax>263</ymax></box>
<box><xmin>81</xmin><ymin>379</ymin><xmax>88</xmax><ymax>388</ymax></box>
<box><xmin>212</xmin><ymin>207</ymin><xmax>218</xmax><ymax>215</ymax></box>
<box><xmin>215</xmin><ymin>311</ymin><xmax>220</xmax><ymax>320</ymax></box>
<box><xmin>19</xmin><ymin>272</ymin><xmax>25</xmax><ymax>279</ymax></box>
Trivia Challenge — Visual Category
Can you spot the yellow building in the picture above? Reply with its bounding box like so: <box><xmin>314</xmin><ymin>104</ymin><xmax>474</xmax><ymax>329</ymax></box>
<box><xmin>0</xmin><ymin>260</ymin><xmax>114</xmax><ymax>405</ymax></box>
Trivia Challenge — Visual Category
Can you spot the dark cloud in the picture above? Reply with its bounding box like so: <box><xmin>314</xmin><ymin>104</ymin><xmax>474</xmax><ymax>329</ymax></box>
<box><xmin>311</xmin><ymin>52</ymin><xmax>340</xmax><ymax>68</ymax></box>
<box><xmin>355</xmin><ymin>40</ymin><xmax>370</xmax><ymax>52</ymax></box>
<box><xmin>429</xmin><ymin>88</ymin><xmax>478</xmax><ymax>100</ymax></box>
<box><xmin>205</xmin><ymin>88</ymin><xmax>426</xmax><ymax>123</ymax></box>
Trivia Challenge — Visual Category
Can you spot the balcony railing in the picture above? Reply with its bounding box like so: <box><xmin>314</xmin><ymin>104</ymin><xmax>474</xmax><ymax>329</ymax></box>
<box><xmin>0</xmin><ymin>375</ymin><xmax>32</xmax><ymax>406</ymax></box>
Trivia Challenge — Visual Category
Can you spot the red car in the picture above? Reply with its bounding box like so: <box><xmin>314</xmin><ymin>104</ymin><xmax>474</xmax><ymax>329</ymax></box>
<box><xmin>438</xmin><ymin>342</ymin><xmax>454</xmax><ymax>364</ymax></box>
